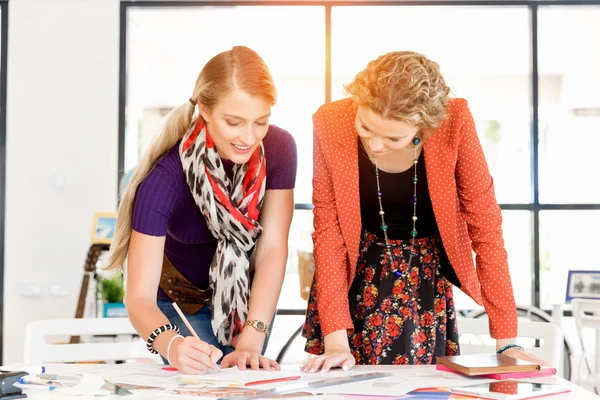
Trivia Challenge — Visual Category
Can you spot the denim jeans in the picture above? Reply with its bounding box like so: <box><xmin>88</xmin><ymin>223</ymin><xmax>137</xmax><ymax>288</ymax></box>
<box><xmin>156</xmin><ymin>299</ymin><xmax>273</xmax><ymax>365</ymax></box>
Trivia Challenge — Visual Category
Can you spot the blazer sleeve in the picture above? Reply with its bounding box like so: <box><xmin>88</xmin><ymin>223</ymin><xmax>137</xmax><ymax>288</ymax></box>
<box><xmin>454</xmin><ymin>99</ymin><xmax>518</xmax><ymax>339</ymax></box>
<box><xmin>311</xmin><ymin>115</ymin><xmax>354</xmax><ymax>337</ymax></box>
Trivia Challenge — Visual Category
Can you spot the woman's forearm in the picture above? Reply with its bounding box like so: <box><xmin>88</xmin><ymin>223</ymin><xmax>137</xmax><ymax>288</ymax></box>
<box><xmin>126</xmin><ymin>295</ymin><xmax>179</xmax><ymax>360</ymax></box>
<box><xmin>324</xmin><ymin>329</ymin><xmax>351</xmax><ymax>352</ymax></box>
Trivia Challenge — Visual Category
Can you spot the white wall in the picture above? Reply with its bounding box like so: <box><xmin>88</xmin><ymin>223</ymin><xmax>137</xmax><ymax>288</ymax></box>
<box><xmin>4</xmin><ymin>0</ymin><xmax>119</xmax><ymax>364</ymax></box>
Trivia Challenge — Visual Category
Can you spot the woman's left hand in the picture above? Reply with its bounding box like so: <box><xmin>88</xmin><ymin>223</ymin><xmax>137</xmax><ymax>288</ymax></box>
<box><xmin>220</xmin><ymin>349</ymin><xmax>281</xmax><ymax>371</ymax></box>
<box><xmin>501</xmin><ymin>348</ymin><xmax>552</xmax><ymax>367</ymax></box>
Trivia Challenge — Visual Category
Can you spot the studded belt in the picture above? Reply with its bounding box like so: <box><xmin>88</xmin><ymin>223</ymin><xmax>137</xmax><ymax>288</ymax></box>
<box><xmin>159</xmin><ymin>254</ymin><xmax>213</xmax><ymax>315</ymax></box>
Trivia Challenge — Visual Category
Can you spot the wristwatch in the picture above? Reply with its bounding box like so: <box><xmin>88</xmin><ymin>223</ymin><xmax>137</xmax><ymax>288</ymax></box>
<box><xmin>244</xmin><ymin>319</ymin><xmax>269</xmax><ymax>335</ymax></box>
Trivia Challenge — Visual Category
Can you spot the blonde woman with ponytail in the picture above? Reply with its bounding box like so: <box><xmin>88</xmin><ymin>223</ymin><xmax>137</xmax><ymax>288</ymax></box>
<box><xmin>107</xmin><ymin>46</ymin><xmax>297</xmax><ymax>374</ymax></box>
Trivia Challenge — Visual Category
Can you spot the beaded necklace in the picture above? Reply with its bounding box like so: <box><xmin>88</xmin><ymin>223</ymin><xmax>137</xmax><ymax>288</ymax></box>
<box><xmin>371</xmin><ymin>136</ymin><xmax>421</xmax><ymax>274</ymax></box>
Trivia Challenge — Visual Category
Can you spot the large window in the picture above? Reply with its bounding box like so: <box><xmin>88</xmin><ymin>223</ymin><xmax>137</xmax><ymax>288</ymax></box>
<box><xmin>120</xmin><ymin>2</ymin><xmax>600</xmax><ymax>311</ymax></box>
<box><xmin>537</xmin><ymin>6</ymin><xmax>600</xmax><ymax>308</ymax></box>
<box><xmin>538</xmin><ymin>7</ymin><xmax>600</xmax><ymax>205</ymax></box>
<box><xmin>331</xmin><ymin>6</ymin><xmax>533</xmax><ymax>310</ymax></box>
<box><xmin>540</xmin><ymin>211</ymin><xmax>600</xmax><ymax>307</ymax></box>
<box><xmin>332</xmin><ymin>6</ymin><xmax>532</xmax><ymax>204</ymax></box>
<box><xmin>124</xmin><ymin>6</ymin><xmax>325</xmax><ymax>204</ymax></box>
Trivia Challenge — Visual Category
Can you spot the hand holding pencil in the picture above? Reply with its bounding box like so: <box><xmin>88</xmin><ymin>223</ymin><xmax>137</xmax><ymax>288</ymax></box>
<box><xmin>170</xmin><ymin>302</ymin><xmax>223</xmax><ymax>375</ymax></box>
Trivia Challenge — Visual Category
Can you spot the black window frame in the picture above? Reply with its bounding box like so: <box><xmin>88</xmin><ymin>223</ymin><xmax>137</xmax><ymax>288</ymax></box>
<box><xmin>117</xmin><ymin>0</ymin><xmax>600</xmax><ymax>315</ymax></box>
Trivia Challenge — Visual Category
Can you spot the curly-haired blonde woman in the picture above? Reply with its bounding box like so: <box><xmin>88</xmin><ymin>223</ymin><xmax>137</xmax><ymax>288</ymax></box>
<box><xmin>301</xmin><ymin>51</ymin><xmax>545</xmax><ymax>372</ymax></box>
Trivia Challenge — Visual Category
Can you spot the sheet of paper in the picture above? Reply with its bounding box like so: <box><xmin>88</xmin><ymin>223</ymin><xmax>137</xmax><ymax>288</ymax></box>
<box><xmin>178</xmin><ymin>365</ymin><xmax>360</xmax><ymax>395</ymax></box>
<box><xmin>164</xmin><ymin>386</ymin><xmax>276</xmax><ymax>398</ymax></box>
<box><xmin>180</xmin><ymin>366</ymin><xmax>304</xmax><ymax>384</ymax></box>
<box><xmin>180</xmin><ymin>365</ymin><xmax>498</xmax><ymax>397</ymax></box>
<box><xmin>183</xmin><ymin>365</ymin><xmax>296</xmax><ymax>377</ymax></box>
<box><xmin>44</xmin><ymin>363</ymin><xmax>180</xmax><ymax>389</ymax></box>
<box><xmin>53</xmin><ymin>373</ymin><xmax>112</xmax><ymax>397</ymax></box>
<box><xmin>307</xmin><ymin>366</ymin><xmax>497</xmax><ymax>397</ymax></box>
<box><xmin>20</xmin><ymin>364</ymin><xmax>520</xmax><ymax>398</ymax></box>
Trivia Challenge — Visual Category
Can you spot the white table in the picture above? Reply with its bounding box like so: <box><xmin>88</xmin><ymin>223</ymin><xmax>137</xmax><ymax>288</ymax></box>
<box><xmin>13</xmin><ymin>364</ymin><xmax>600</xmax><ymax>399</ymax></box>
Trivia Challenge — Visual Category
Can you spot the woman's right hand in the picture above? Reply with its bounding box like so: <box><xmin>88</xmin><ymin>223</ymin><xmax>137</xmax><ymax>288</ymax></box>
<box><xmin>171</xmin><ymin>336</ymin><xmax>223</xmax><ymax>374</ymax></box>
<box><xmin>300</xmin><ymin>346</ymin><xmax>355</xmax><ymax>373</ymax></box>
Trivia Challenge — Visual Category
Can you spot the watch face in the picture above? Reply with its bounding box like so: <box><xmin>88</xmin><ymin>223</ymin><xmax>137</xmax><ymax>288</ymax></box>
<box><xmin>256</xmin><ymin>321</ymin><xmax>265</xmax><ymax>330</ymax></box>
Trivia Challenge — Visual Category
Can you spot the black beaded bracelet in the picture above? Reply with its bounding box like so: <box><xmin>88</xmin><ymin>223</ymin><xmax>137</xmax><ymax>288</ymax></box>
<box><xmin>146</xmin><ymin>324</ymin><xmax>180</xmax><ymax>354</ymax></box>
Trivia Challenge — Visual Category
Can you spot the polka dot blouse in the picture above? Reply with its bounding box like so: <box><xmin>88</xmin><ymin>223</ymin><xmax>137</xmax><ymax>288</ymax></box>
<box><xmin>311</xmin><ymin>97</ymin><xmax>518</xmax><ymax>340</ymax></box>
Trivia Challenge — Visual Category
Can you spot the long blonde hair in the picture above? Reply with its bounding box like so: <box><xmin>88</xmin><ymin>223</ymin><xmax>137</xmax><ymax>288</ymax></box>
<box><xmin>106</xmin><ymin>46</ymin><xmax>276</xmax><ymax>270</ymax></box>
<box><xmin>345</xmin><ymin>50</ymin><xmax>450</xmax><ymax>131</ymax></box>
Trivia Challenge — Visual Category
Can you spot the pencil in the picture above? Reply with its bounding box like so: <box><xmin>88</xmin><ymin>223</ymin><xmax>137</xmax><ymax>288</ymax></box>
<box><xmin>172</xmin><ymin>302</ymin><xmax>201</xmax><ymax>338</ymax></box>
<box><xmin>172</xmin><ymin>302</ymin><xmax>220</xmax><ymax>371</ymax></box>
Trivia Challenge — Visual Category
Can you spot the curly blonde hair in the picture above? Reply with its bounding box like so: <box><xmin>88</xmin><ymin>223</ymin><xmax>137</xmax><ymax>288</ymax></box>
<box><xmin>344</xmin><ymin>51</ymin><xmax>450</xmax><ymax>130</ymax></box>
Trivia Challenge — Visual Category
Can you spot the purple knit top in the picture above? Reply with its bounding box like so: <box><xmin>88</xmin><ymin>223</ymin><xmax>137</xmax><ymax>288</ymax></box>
<box><xmin>132</xmin><ymin>125</ymin><xmax>297</xmax><ymax>299</ymax></box>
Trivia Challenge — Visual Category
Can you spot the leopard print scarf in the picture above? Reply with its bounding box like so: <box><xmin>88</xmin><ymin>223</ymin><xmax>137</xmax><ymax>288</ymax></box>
<box><xmin>180</xmin><ymin>119</ymin><xmax>266</xmax><ymax>346</ymax></box>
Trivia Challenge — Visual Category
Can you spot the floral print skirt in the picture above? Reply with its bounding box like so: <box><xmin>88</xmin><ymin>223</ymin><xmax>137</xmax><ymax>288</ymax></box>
<box><xmin>303</xmin><ymin>231</ymin><xmax>459</xmax><ymax>365</ymax></box>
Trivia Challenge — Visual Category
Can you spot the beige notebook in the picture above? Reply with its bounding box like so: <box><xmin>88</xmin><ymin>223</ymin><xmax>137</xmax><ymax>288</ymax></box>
<box><xmin>436</xmin><ymin>354</ymin><xmax>541</xmax><ymax>376</ymax></box>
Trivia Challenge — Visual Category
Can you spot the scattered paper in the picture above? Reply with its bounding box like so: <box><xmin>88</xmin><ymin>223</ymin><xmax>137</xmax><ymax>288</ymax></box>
<box><xmin>165</xmin><ymin>386</ymin><xmax>270</xmax><ymax>397</ymax></box>
<box><xmin>180</xmin><ymin>366</ymin><xmax>302</xmax><ymax>383</ymax></box>
<box><xmin>179</xmin><ymin>365</ymin><xmax>353</xmax><ymax>388</ymax></box>
<box><xmin>306</xmin><ymin>366</ymin><xmax>498</xmax><ymax>397</ymax></box>
<box><xmin>111</xmin><ymin>382</ymin><xmax>166</xmax><ymax>391</ymax></box>
<box><xmin>33</xmin><ymin>364</ymin><xmax>565</xmax><ymax>399</ymax></box>
<box><xmin>45</xmin><ymin>363</ymin><xmax>179</xmax><ymax>389</ymax></box>
<box><xmin>54</xmin><ymin>373</ymin><xmax>111</xmax><ymax>396</ymax></box>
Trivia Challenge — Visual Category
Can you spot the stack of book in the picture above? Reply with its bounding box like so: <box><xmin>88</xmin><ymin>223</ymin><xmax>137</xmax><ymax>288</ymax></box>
<box><xmin>433</xmin><ymin>354</ymin><xmax>569</xmax><ymax>399</ymax></box>
<box><xmin>435</xmin><ymin>354</ymin><xmax>556</xmax><ymax>379</ymax></box>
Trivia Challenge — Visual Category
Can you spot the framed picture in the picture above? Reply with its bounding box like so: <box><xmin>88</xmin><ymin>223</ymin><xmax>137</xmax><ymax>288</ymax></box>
<box><xmin>566</xmin><ymin>270</ymin><xmax>600</xmax><ymax>302</ymax></box>
<box><xmin>90</xmin><ymin>212</ymin><xmax>118</xmax><ymax>245</ymax></box>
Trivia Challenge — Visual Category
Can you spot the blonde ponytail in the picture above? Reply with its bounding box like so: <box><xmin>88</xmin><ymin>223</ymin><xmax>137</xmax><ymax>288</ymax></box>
<box><xmin>106</xmin><ymin>102</ymin><xmax>194</xmax><ymax>270</ymax></box>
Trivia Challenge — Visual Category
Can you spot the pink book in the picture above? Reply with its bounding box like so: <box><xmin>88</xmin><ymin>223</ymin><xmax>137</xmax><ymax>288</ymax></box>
<box><xmin>436</xmin><ymin>363</ymin><xmax>557</xmax><ymax>379</ymax></box>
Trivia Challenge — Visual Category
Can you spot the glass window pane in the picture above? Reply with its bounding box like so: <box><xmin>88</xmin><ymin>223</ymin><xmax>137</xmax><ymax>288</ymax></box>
<box><xmin>331</xmin><ymin>6</ymin><xmax>531</xmax><ymax>204</ymax></box>
<box><xmin>126</xmin><ymin>6</ymin><xmax>325</xmax><ymax>204</ymax></box>
<box><xmin>538</xmin><ymin>6</ymin><xmax>600</xmax><ymax>204</ymax></box>
<box><xmin>454</xmin><ymin>210</ymin><xmax>533</xmax><ymax>310</ymax></box>
<box><xmin>504</xmin><ymin>211</ymin><xmax>533</xmax><ymax>306</ymax></box>
<box><xmin>278</xmin><ymin>209</ymin><xmax>313</xmax><ymax>310</ymax></box>
<box><xmin>540</xmin><ymin>211</ymin><xmax>600</xmax><ymax>309</ymax></box>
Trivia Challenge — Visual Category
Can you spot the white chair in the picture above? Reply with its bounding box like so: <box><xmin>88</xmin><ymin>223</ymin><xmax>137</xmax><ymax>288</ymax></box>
<box><xmin>571</xmin><ymin>299</ymin><xmax>600</xmax><ymax>390</ymax></box>
<box><xmin>457</xmin><ymin>317</ymin><xmax>563</xmax><ymax>370</ymax></box>
<box><xmin>24</xmin><ymin>318</ymin><xmax>162</xmax><ymax>364</ymax></box>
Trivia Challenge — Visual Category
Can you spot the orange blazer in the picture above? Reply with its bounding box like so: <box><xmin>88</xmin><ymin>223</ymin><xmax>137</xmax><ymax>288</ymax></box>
<box><xmin>312</xmin><ymin>97</ymin><xmax>517</xmax><ymax>340</ymax></box>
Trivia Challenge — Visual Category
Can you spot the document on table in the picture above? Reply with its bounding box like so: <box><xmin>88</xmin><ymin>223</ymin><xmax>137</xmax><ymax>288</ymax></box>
<box><xmin>179</xmin><ymin>366</ymin><xmax>305</xmax><ymax>386</ymax></box>
<box><xmin>41</xmin><ymin>364</ymin><xmax>351</xmax><ymax>392</ymax></box>
<box><xmin>183</xmin><ymin>365</ymin><xmax>496</xmax><ymax>396</ymax></box>
<box><xmin>179</xmin><ymin>365</ymin><xmax>358</xmax><ymax>389</ymax></box>
<box><xmin>312</xmin><ymin>367</ymin><xmax>498</xmax><ymax>396</ymax></box>
<box><xmin>30</xmin><ymin>364</ymin><xmax>507</xmax><ymax>397</ymax></box>
<box><xmin>44</xmin><ymin>363</ymin><xmax>180</xmax><ymax>389</ymax></box>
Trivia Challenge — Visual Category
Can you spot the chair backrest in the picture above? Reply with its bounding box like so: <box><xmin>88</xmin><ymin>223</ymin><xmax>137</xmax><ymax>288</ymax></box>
<box><xmin>571</xmin><ymin>298</ymin><xmax>600</xmax><ymax>331</ymax></box>
<box><xmin>457</xmin><ymin>317</ymin><xmax>563</xmax><ymax>368</ymax></box>
<box><xmin>24</xmin><ymin>318</ymin><xmax>162</xmax><ymax>364</ymax></box>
